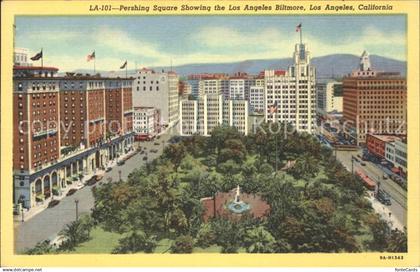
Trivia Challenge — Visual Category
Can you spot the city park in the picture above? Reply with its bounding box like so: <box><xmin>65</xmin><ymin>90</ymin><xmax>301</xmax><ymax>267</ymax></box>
<box><xmin>24</xmin><ymin>124</ymin><xmax>407</xmax><ymax>254</ymax></box>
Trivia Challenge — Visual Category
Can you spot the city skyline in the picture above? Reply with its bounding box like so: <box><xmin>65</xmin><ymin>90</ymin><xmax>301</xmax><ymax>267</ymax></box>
<box><xmin>15</xmin><ymin>15</ymin><xmax>406</xmax><ymax>71</ymax></box>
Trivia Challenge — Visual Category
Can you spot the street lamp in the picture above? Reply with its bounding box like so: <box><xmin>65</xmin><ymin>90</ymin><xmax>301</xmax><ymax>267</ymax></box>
<box><xmin>21</xmin><ymin>207</ymin><xmax>24</xmax><ymax>223</ymax></box>
<box><xmin>118</xmin><ymin>170</ymin><xmax>122</xmax><ymax>182</ymax></box>
<box><xmin>74</xmin><ymin>199</ymin><xmax>79</xmax><ymax>220</ymax></box>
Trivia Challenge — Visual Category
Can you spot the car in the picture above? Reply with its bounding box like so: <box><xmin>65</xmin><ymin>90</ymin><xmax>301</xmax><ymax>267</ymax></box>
<box><xmin>154</xmin><ymin>142</ymin><xmax>160</xmax><ymax>146</ymax></box>
<box><xmin>357</xmin><ymin>154</ymin><xmax>362</xmax><ymax>158</ymax></box>
<box><xmin>383</xmin><ymin>174</ymin><xmax>389</xmax><ymax>180</ymax></box>
<box><xmin>143</xmin><ymin>156</ymin><xmax>148</xmax><ymax>161</ymax></box>
<box><xmin>105</xmin><ymin>166</ymin><xmax>112</xmax><ymax>172</ymax></box>
<box><xmin>117</xmin><ymin>160</ymin><xmax>125</xmax><ymax>166</ymax></box>
<box><xmin>66</xmin><ymin>188</ymin><xmax>78</xmax><ymax>196</ymax></box>
<box><xmin>157</xmin><ymin>135</ymin><xmax>161</xmax><ymax>139</ymax></box>
<box><xmin>48</xmin><ymin>199</ymin><xmax>60</xmax><ymax>208</ymax></box>
<box><xmin>150</xmin><ymin>149</ymin><xmax>158</xmax><ymax>153</ymax></box>
<box><xmin>376</xmin><ymin>190</ymin><xmax>392</xmax><ymax>206</ymax></box>
<box><xmin>86</xmin><ymin>176</ymin><xmax>98</xmax><ymax>186</ymax></box>
<box><xmin>360</xmin><ymin>162</ymin><xmax>366</xmax><ymax>166</ymax></box>
<box><xmin>140</xmin><ymin>151</ymin><xmax>145</xmax><ymax>155</ymax></box>
<box><xmin>353</xmin><ymin>157</ymin><xmax>360</xmax><ymax>163</ymax></box>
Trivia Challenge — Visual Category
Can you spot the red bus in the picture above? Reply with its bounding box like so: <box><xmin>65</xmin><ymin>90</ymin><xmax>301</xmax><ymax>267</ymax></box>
<box><xmin>355</xmin><ymin>170</ymin><xmax>376</xmax><ymax>191</ymax></box>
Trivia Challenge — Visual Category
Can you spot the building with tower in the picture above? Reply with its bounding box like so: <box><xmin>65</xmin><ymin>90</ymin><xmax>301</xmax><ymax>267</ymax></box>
<box><xmin>342</xmin><ymin>51</ymin><xmax>407</xmax><ymax>145</ymax></box>
<box><xmin>264</xmin><ymin>43</ymin><xmax>317</xmax><ymax>133</ymax></box>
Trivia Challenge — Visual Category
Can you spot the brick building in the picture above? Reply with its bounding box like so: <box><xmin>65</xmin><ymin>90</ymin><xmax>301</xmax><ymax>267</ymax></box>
<box><xmin>342</xmin><ymin>51</ymin><xmax>407</xmax><ymax>145</ymax></box>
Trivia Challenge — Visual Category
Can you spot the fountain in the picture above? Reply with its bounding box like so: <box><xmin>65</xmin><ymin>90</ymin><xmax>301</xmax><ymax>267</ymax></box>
<box><xmin>227</xmin><ymin>185</ymin><xmax>251</xmax><ymax>214</ymax></box>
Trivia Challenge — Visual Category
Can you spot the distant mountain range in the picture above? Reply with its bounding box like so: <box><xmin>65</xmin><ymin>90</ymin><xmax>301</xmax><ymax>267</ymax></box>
<box><xmin>70</xmin><ymin>54</ymin><xmax>406</xmax><ymax>79</ymax></box>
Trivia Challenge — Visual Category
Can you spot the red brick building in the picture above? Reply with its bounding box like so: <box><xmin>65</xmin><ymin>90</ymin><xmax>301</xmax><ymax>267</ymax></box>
<box><xmin>342</xmin><ymin>51</ymin><xmax>407</xmax><ymax>145</ymax></box>
<box><xmin>366</xmin><ymin>134</ymin><xmax>402</xmax><ymax>159</ymax></box>
<box><xmin>13</xmin><ymin>66</ymin><xmax>135</xmax><ymax>208</ymax></box>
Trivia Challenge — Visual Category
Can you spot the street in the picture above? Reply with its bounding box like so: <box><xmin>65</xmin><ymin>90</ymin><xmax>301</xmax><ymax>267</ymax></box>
<box><xmin>14</xmin><ymin>130</ymin><xmax>174</xmax><ymax>253</ymax></box>
<box><xmin>335</xmin><ymin>149</ymin><xmax>406</xmax><ymax>229</ymax></box>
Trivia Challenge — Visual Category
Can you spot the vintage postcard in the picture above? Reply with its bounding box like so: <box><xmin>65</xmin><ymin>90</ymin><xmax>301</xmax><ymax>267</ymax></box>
<box><xmin>1</xmin><ymin>0</ymin><xmax>419</xmax><ymax>269</ymax></box>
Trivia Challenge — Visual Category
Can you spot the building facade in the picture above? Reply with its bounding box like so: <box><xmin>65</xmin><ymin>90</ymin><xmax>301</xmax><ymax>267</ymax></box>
<box><xmin>132</xmin><ymin>68</ymin><xmax>179</xmax><ymax>129</ymax></box>
<box><xmin>342</xmin><ymin>51</ymin><xmax>407</xmax><ymax>145</ymax></box>
<box><xmin>179</xmin><ymin>94</ymin><xmax>248</xmax><ymax>136</ymax></box>
<box><xmin>264</xmin><ymin>43</ymin><xmax>316</xmax><ymax>133</ymax></box>
<box><xmin>316</xmin><ymin>81</ymin><xmax>343</xmax><ymax>114</ymax></box>
<box><xmin>133</xmin><ymin>107</ymin><xmax>161</xmax><ymax>140</ymax></box>
<box><xmin>366</xmin><ymin>134</ymin><xmax>402</xmax><ymax>159</ymax></box>
<box><xmin>13</xmin><ymin>66</ymin><xmax>134</xmax><ymax>209</ymax></box>
<box><xmin>249</xmin><ymin>86</ymin><xmax>265</xmax><ymax>113</ymax></box>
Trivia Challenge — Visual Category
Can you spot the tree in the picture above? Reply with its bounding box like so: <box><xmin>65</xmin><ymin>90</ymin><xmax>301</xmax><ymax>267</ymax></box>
<box><xmin>58</xmin><ymin>215</ymin><xmax>93</xmax><ymax>251</ymax></box>
<box><xmin>243</xmin><ymin>226</ymin><xmax>276</xmax><ymax>253</ymax></box>
<box><xmin>163</xmin><ymin>143</ymin><xmax>186</xmax><ymax>172</ymax></box>
<box><xmin>112</xmin><ymin>231</ymin><xmax>157</xmax><ymax>253</ymax></box>
<box><xmin>170</xmin><ymin>235</ymin><xmax>194</xmax><ymax>253</ymax></box>
<box><xmin>24</xmin><ymin>240</ymin><xmax>55</xmax><ymax>255</ymax></box>
<box><xmin>386</xmin><ymin>228</ymin><xmax>407</xmax><ymax>252</ymax></box>
<box><xmin>287</xmin><ymin>154</ymin><xmax>319</xmax><ymax>180</ymax></box>
<box><xmin>195</xmin><ymin>223</ymin><xmax>216</xmax><ymax>248</ymax></box>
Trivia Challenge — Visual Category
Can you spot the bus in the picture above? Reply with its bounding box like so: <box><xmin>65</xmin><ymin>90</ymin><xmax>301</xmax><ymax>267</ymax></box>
<box><xmin>355</xmin><ymin>170</ymin><xmax>376</xmax><ymax>191</ymax></box>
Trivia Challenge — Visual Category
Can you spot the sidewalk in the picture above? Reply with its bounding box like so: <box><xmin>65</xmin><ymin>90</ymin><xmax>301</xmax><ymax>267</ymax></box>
<box><xmin>14</xmin><ymin>149</ymin><xmax>137</xmax><ymax>224</ymax></box>
<box><xmin>366</xmin><ymin>194</ymin><xmax>404</xmax><ymax>231</ymax></box>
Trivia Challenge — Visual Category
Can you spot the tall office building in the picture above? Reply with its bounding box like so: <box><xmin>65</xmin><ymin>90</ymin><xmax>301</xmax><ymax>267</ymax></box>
<box><xmin>180</xmin><ymin>95</ymin><xmax>248</xmax><ymax>136</ymax></box>
<box><xmin>316</xmin><ymin>80</ymin><xmax>343</xmax><ymax>115</ymax></box>
<box><xmin>132</xmin><ymin>68</ymin><xmax>179</xmax><ymax>129</ymax></box>
<box><xmin>342</xmin><ymin>51</ymin><xmax>407</xmax><ymax>145</ymax></box>
<box><xmin>264</xmin><ymin>43</ymin><xmax>316</xmax><ymax>133</ymax></box>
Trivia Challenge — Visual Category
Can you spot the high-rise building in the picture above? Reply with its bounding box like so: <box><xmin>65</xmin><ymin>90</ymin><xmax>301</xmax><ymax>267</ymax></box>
<box><xmin>342</xmin><ymin>51</ymin><xmax>407</xmax><ymax>145</ymax></box>
<box><xmin>264</xmin><ymin>43</ymin><xmax>316</xmax><ymax>133</ymax></box>
<box><xmin>179</xmin><ymin>94</ymin><xmax>248</xmax><ymax>136</ymax></box>
<box><xmin>316</xmin><ymin>80</ymin><xmax>343</xmax><ymax>115</ymax></box>
<box><xmin>13</xmin><ymin>66</ymin><xmax>134</xmax><ymax>209</ymax></box>
<box><xmin>132</xmin><ymin>68</ymin><xmax>179</xmax><ymax>129</ymax></box>
<box><xmin>249</xmin><ymin>86</ymin><xmax>265</xmax><ymax>113</ymax></box>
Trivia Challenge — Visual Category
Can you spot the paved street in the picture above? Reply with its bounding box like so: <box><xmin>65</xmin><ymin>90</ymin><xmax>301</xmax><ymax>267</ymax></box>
<box><xmin>335</xmin><ymin>149</ymin><xmax>406</xmax><ymax>228</ymax></box>
<box><xmin>14</xmin><ymin>130</ymin><xmax>174</xmax><ymax>253</ymax></box>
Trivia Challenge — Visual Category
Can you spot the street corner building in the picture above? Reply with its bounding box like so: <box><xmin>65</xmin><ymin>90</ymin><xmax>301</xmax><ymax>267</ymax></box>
<box><xmin>342</xmin><ymin>51</ymin><xmax>407</xmax><ymax>145</ymax></box>
<box><xmin>13</xmin><ymin>65</ymin><xmax>135</xmax><ymax>209</ymax></box>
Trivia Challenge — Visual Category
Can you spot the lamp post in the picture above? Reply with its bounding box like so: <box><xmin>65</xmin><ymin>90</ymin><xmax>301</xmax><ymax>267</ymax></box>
<box><xmin>21</xmin><ymin>207</ymin><xmax>24</xmax><ymax>223</ymax></box>
<box><xmin>74</xmin><ymin>199</ymin><xmax>79</xmax><ymax>220</ymax></box>
<box><xmin>118</xmin><ymin>170</ymin><xmax>122</xmax><ymax>182</ymax></box>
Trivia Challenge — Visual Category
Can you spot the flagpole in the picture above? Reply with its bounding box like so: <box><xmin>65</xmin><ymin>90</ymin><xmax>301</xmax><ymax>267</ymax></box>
<box><xmin>300</xmin><ymin>26</ymin><xmax>303</xmax><ymax>45</ymax></box>
<box><xmin>126</xmin><ymin>61</ymin><xmax>128</xmax><ymax>79</ymax></box>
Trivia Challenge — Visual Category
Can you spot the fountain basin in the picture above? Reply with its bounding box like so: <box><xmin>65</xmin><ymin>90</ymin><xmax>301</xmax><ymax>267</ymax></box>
<box><xmin>227</xmin><ymin>201</ymin><xmax>251</xmax><ymax>214</ymax></box>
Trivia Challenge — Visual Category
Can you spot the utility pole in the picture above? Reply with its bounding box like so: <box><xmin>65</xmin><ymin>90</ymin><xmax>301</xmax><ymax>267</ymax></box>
<box><xmin>74</xmin><ymin>199</ymin><xmax>79</xmax><ymax>220</ymax></box>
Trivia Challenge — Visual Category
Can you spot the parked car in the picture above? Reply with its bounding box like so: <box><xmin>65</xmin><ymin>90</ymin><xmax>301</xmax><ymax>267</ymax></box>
<box><xmin>157</xmin><ymin>135</ymin><xmax>161</xmax><ymax>139</ymax></box>
<box><xmin>383</xmin><ymin>174</ymin><xmax>389</xmax><ymax>180</ymax></box>
<box><xmin>143</xmin><ymin>156</ymin><xmax>148</xmax><ymax>161</ymax></box>
<box><xmin>360</xmin><ymin>162</ymin><xmax>366</xmax><ymax>166</ymax></box>
<box><xmin>86</xmin><ymin>176</ymin><xmax>98</xmax><ymax>186</ymax></box>
<box><xmin>117</xmin><ymin>160</ymin><xmax>125</xmax><ymax>166</ymax></box>
<box><xmin>150</xmin><ymin>149</ymin><xmax>158</xmax><ymax>153</ymax></box>
<box><xmin>48</xmin><ymin>199</ymin><xmax>60</xmax><ymax>208</ymax></box>
<box><xmin>140</xmin><ymin>151</ymin><xmax>145</xmax><ymax>155</ymax></box>
<box><xmin>376</xmin><ymin>190</ymin><xmax>392</xmax><ymax>206</ymax></box>
<box><xmin>66</xmin><ymin>188</ymin><xmax>78</xmax><ymax>196</ymax></box>
<box><xmin>105</xmin><ymin>166</ymin><xmax>112</xmax><ymax>172</ymax></box>
<box><xmin>154</xmin><ymin>142</ymin><xmax>160</xmax><ymax>146</ymax></box>
<box><xmin>357</xmin><ymin>154</ymin><xmax>362</xmax><ymax>158</ymax></box>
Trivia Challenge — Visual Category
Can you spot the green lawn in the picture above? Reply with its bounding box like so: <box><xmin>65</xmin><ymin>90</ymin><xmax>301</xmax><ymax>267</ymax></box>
<box><xmin>71</xmin><ymin>227</ymin><xmax>245</xmax><ymax>254</ymax></box>
<box><xmin>71</xmin><ymin>227</ymin><xmax>122</xmax><ymax>254</ymax></box>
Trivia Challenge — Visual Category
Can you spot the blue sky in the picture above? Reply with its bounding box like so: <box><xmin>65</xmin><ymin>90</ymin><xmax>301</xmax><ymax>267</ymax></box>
<box><xmin>15</xmin><ymin>15</ymin><xmax>406</xmax><ymax>71</ymax></box>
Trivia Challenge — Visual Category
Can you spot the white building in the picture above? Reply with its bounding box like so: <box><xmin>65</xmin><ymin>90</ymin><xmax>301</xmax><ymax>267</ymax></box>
<box><xmin>14</xmin><ymin>48</ymin><xmax>31</xmax><ymax>66</ymax></box>
<box><xmin>316</xmin><ymin>81</ymin><xmax>343</xmax><ymax>114</ymax></box>
<box><xmin>384</xmin><ymin>138</ymin><xmax>407</xmax><ymax>175</ymax></box>
<box><xmin>264</xmin><ymin>43</ymin><xmax>316</xmax><ymax>133</ymax></box>
<box><xmin>229</xmin><ymin>78</ymin><xmax>246</xmax><ymax>100</ymax></box>
<box><xmin>198</xmin><ymin>79</ymin><xmax>223</xmax><ymax>96</ymax></box>
<box><xmin>133</xmin><ymin>107</ymin><xmax>160</xmax><ymax>137</ymax></box>
<box><xmin>132</xmin><ymin>68</ymin><xmax>179</xmax><ymax>129</ymax></box>
<box><xmin>249</xmin><ymin>86</ymin><xmax>265</xmax><ymax>113</ymax></box>
<box><xmin>179</xmin><ymin>94</ymin><xmax>248</xmax><ymax>136</ymax></box>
